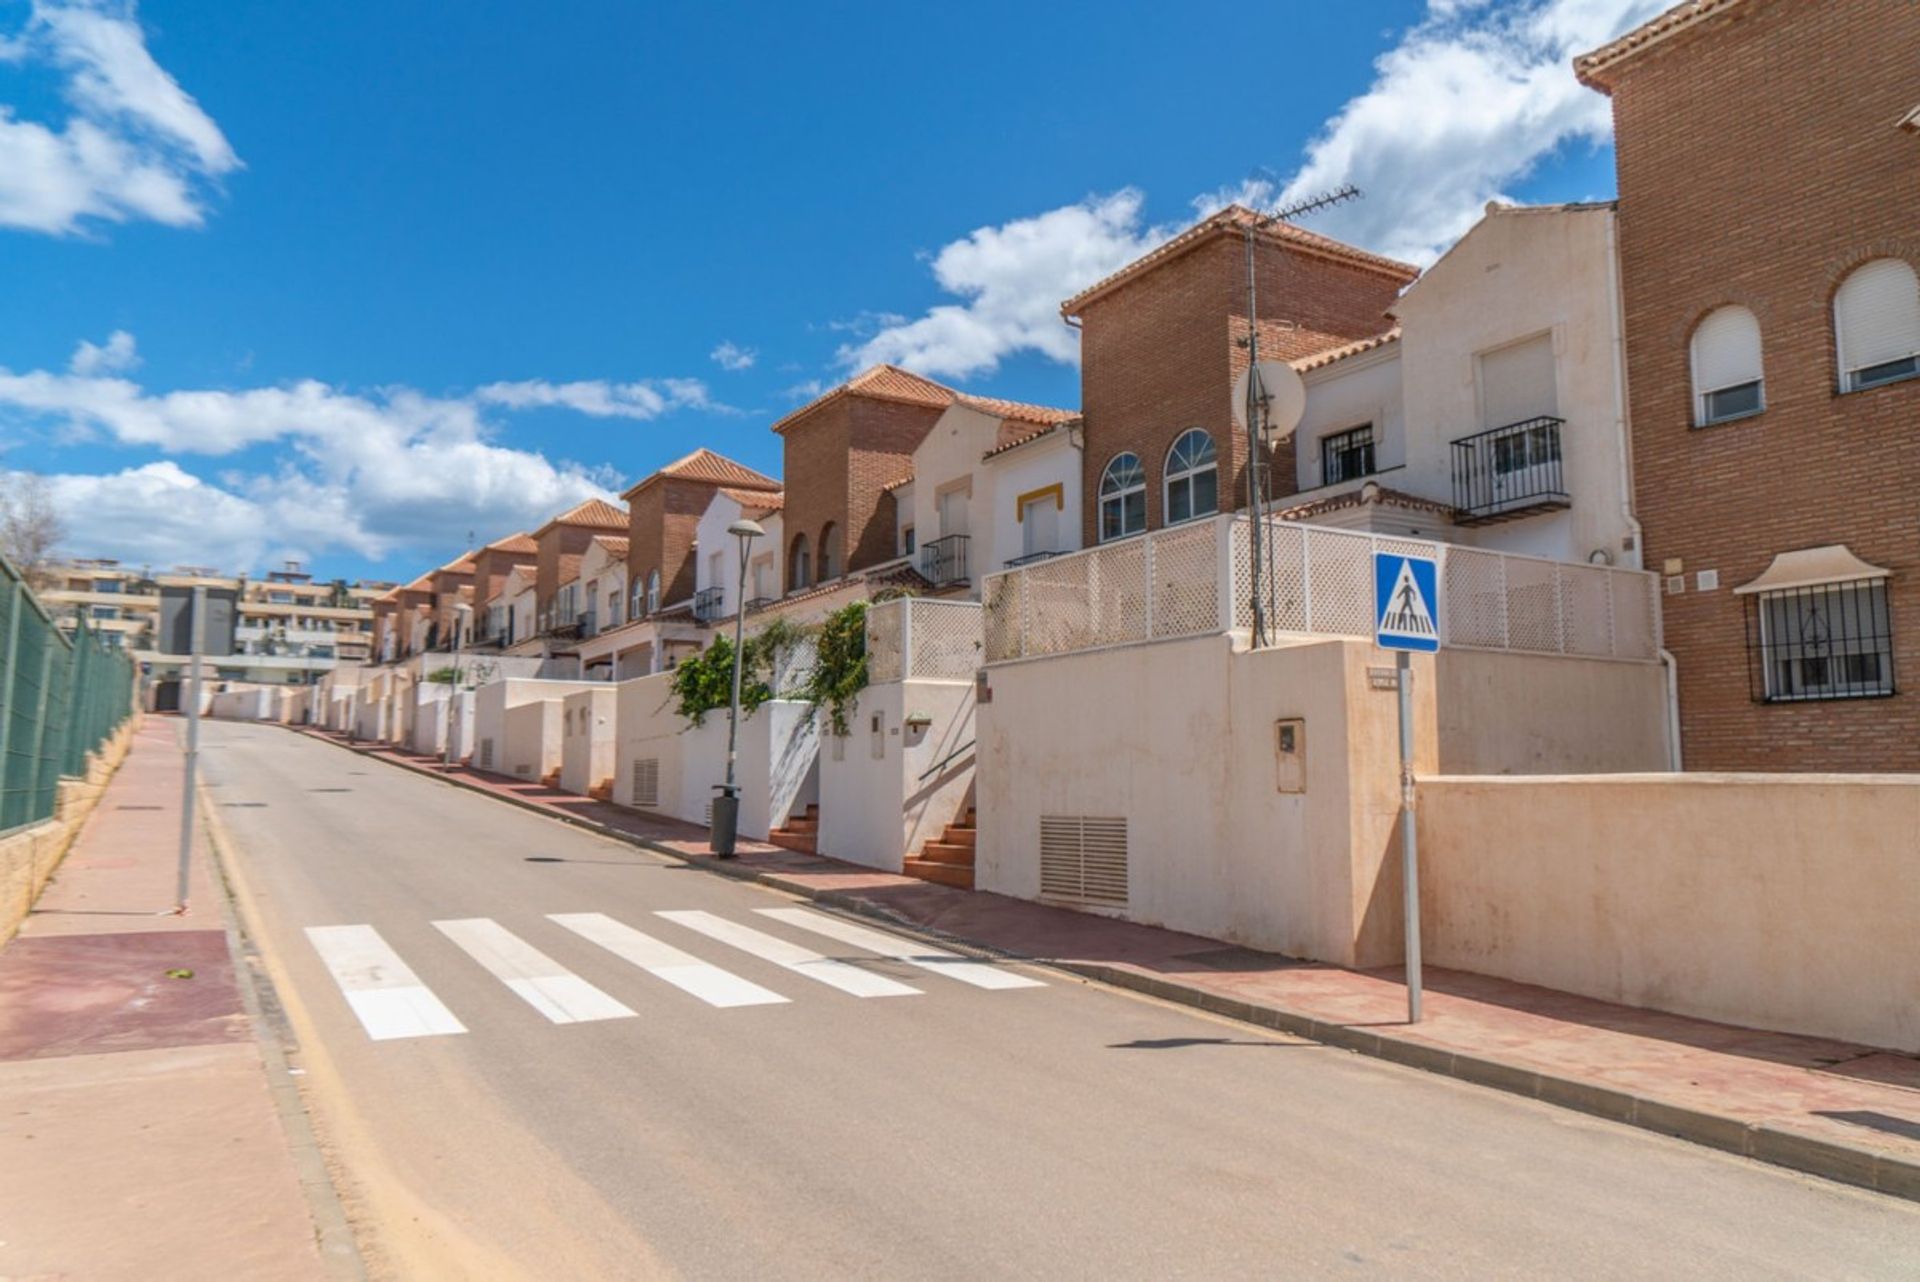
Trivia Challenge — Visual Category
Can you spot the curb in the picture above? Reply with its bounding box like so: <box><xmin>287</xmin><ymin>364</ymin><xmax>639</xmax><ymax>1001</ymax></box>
<box><xmin>296</xmin><ymin>726</ymin><xmax>1920</xmax><ymax>1205</ymax></box>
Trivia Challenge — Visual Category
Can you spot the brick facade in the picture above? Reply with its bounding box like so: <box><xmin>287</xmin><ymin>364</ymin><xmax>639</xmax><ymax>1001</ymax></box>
<box><xmin>779</xmin><ymin>394</ymin><xmax>944</xmax><ymax>587</ymax></box>
<box><xmin>1069</xmin><ymin>220</ymin><xmax>1415</xmax><ymax>547</ymax></box>
<box><xmin>470</xmin><ymin>542</ymin><xmax>536</xmax><ymax>615</ymax></box>
<box><xmin>1589</xmin><ymin>0</ymin><xmax>1920</xmax><ymax>770</ymax></box>
<box><xmin>623</xmin><ymin>452</ymin><xmax>779</xmax><ymax>613</ymax></box>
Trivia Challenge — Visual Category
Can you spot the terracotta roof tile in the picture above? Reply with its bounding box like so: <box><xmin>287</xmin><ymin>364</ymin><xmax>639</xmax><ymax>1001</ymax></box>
<box><xmin>769</xmin><ymin>364</ymin><xmax>958</xmax><ymax>435</ymax></box>
<box><xmin>592</xmin><ymin>535</ymin><xmax>630</xmax><ymax>559</ymax></box>
<box><xmin>1062</xmin><ymin>205</ymin><xmax>1419</xmax><ymax>317</ymax></box>
<box><xmin>1291</xmin><ymin>328</ymin><xmax>1402</xmax><ymax>373</ymax></box>
<box><xmin>662</xmin><ymin>448</ymin><xmax>780</xmax><ymax>488</ymax></box>
<box><xmin>952</xmin><ymin>392</ymin><xmax>1077</xmax><ymax>427</ymax></box>
<box><xmin>1574</xmin><ymin>0</ymin><xmax>1746</xmax><ymax>90</ymax></box>
<box><xmin>1276</xmin><ymin>480</ymin><xmax>1457</xmax><ymax>522</ymax></box>
<box><xmin>482</xmin><ymin>531</ymin><xmax>537</xmax><ymax>555</ymax></box>
<box><xmin>717</xmin><ymin>486</ymin><xmax>785</xmax><ymax>513</ymax></box>
<box><xmin>538</xmin><ymin>497</ymin><xmax>628</xmax><ymax>534</ymax></box>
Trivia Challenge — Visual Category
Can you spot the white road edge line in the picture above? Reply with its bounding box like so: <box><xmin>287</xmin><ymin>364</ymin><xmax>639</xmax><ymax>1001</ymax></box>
<box><xmin>656</xmin><ymin>910</ymin><xmax>922</xmax><ymax>998</ymax></box>
<box><xmin>305</xmin><ymin>924</ymin><xmax>467</xmax><ymax>1040</ymax></box>
<box><xmin>754</xmin><ymin>907</ymin><xmax>1046</xmax><ymax>990</ymax></box>
<box><xmin>548</xmin><ymin>912</ymin><xmax>788</xmax><ymax>1008</ymax></box>
<box><xmin>433</xmin><ymin>918</ymin><xmax>635</xmax><ymax>1024</ymax></box>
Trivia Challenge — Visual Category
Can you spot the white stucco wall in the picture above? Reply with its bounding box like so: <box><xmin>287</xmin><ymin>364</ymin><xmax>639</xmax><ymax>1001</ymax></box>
<box><xmin>1393</xmin><ymin>204</ymin><xmax>1636</xmax><ymax>567</ymax></box>
<box><xmin>471</xmin><ymin>678</ymin><xmax>601</xmax><ymax>777</ymax></box>
<box><xmin>984</xmin><ymin>428</ymin><xmax>1083</xmax><ymax>574</ymax></box>
<box><xmin>817</xmin><ymin>679</ymin><xmax>975</xmax><ymax>873</ymax></box>
<box><xmin>502</xmin><ymin>700</ymin><xmax>561</xmax><ymax>781</ymax></box>
<box><xmin>910</xmin><ymin>405</ymin><xmax>1001</xmax><ymax>584</ymax></box>
<box><xmin>693</xmin><ymin>493</ymin><xmax>784</xmax><ymax>617</ymax></box>
<box><xmin>1294</xmin><ymin>346</ymin><xmax>1408</xmax><ymax>494</ymax></box>
<box><xmin>559</xmin><ymin>686</ymin><xmax>618</xmax><ymax>795</ymax></box>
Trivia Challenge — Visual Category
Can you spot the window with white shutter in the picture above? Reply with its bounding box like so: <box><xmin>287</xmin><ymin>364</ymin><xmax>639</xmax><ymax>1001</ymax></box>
<box><xmin>1690</xmin><ymin>305</ymin><xmax>1765</xmax><ymax>425</ymax></box>
<box><xmin>1835</xmin><ymin>258</ymin><xmax>1920</xmax><ymax>392</ymax></box>
<box><xmin>1477</xmin><ymin>332</ymin><xmax>1558</xmax><ymax>430</ymax></box>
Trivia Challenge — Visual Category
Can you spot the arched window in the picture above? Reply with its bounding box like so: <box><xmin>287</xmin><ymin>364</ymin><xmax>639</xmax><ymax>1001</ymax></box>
<box><xmin>1835</xmin><ymin>258</ymin><xmax>1920</xmax><ymax>392</ymax></box>
<box><xmin>1690</xmin><ymin>305</ymin><xmax>1765</xmax><ymax>425</ymax></box>
<box><xmin>789</xmin><ymin>534</ymin><xmax>811</xmax><ymax>590</ymax></box>
<box><xmin>1099</xmin><ymin>452</ymin><xmax>1146</xmax><ymax>542</ymax></box>
<box><xmin>1163</xmin><ymin>430</ymin><xmax>1218</xmax><ymax>525</ymax></box>
<box><xmin>645</xmin><ymin>569</ymin><xmax>660</xmax><ymax>615</ymax></box>
<box><xmin>629</xmin><ymin>577</ymin><xmax>645</xmax><ymax>620</ymax></box>
<box><xmin>819</xmin><ymin>522</ymin><xmax>840</xmax><ymax>581</ymax></box>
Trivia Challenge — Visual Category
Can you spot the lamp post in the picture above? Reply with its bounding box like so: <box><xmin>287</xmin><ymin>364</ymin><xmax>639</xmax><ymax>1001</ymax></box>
<box><xmin>710</xmin><ymin>518</ymin><xmax>764</xmax><ymax>857</ymax></box>
<box><xmin>444</xmin><ymin>602</ymin><xmax>471</xmax><ymax>769</ymax></box>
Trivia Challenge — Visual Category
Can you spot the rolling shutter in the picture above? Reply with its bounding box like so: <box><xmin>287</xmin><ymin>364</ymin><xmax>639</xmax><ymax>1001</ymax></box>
<box><xmin>1478</xmin><ymin>333</ymin><xmax>1558</xmax><ymax>429</ymax></box>
<box><xmin>1692</xmin><ymin>306</ymin><xmax>1763</xmax><ymax>393</ymax></box>
<box><xmin>1835</xmin><ymin>258</ymin><xmax>1920</xmax><ymax>377</ymax></box>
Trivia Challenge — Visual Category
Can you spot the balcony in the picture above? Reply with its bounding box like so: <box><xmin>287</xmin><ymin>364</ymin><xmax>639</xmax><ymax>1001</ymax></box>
<box><xmin>692</xmin><ymin>586</ymin><xmax>725</xmax><ymax>624</ymax></box>
<box><xmin>920</xmin><ymin>534</ymin><xmax>970</xmax><ymax>588</ymax></box>
<box><xmin>743</xmin><ymin>595</ymin><xmax>776</xmax><ymax>615</ymax></box>
<box><xmin>1450</xmin><ymin>416</ymin><xmax>1570</xmax><ymax>525</ymax></box>
<box><xmin>1003</xmin><ymin>549</ymin><xmax>1061</xmax><ymax>570</ymax></box>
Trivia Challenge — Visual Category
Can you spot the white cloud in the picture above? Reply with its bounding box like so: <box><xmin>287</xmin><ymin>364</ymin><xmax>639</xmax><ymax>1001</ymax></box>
<box><xmin>0</xmin><ymin>2</ymin><xmax>239</xmax><ymax>235</ymax></box>
<box><xmin>1244</xmin><ymin>0</ymin><xmax>1667</xmax><ymax>265</ymax></box>
<box><xmin>68</xmin><ymin>328</ymin><xmax>138</xmax><ymax>375</ymax></box>
<box><xmin>845</xmin><ymin>0</ymin><xmax>1659</xmax><ymax>379</ymax></box>
<box><xmin>472</xmin><ymin>377</ymin><xmax>716</xmax><ymax>420</ymax></box>
<box><xmin>840</xmin><ymin>190</ymin><xmax>1165</xmax><ymax>380</ymax></box>
<box><xmin>0</xmin><ymin>340</ymin><xmax>729</xmax><ymax>570</ymax></box>
<box><xmin>709</xmin><ymin>340</ymin><xmax>756</xmax><ymax>371</ymax></box>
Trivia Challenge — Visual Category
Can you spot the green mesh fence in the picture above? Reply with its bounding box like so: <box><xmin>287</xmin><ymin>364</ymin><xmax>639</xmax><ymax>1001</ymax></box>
<box><xmin>0</xmin><ymin>557</ymin><xmax>136</xmax><ymax>834</ymax></box>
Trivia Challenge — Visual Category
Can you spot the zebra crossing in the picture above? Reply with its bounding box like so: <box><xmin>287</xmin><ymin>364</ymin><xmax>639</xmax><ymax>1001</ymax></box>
<box><xmin>304</xmin><ymin>906</ymin><xmax>1044</xmax><ymax>1041</ymax></box>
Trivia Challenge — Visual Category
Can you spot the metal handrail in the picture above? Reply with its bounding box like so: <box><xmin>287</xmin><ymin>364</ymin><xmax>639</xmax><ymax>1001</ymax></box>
<box><xmin>917</xmin><ymin>738</ymin><xmax>976</xmax><ymax>781</ymax></box>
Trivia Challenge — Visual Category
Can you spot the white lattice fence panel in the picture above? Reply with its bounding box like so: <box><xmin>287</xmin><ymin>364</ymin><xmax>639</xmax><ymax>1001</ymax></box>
<box><xmin>768</xmin><ymin>635</ymin><xmax>818</xmax><ymax>696</ymax></box>
<box><xmin>1559</xmin><ymin>563</ymin><xmax>1615</xmax><ymax>657</ymax></box>
<box><xmin>1089</xmin><ymin>540</ymin><xmax>1147</xmax><ymax>648</ymax></box>
<box><xmin>1149</xmin><ymin>521</ymin><xmax>1219</xmax><ymax>638</ymax></box>
<box><xmin>1444</xmin><ymin>547</ymin><xmax>1508</xmax><ymax>649</ymax></box>
<box><xmin>983</xmin><ymin>573</ymin><xmax>1024</xmax><ymax>663</ymax></box>
<box><xmin>1301</xmin><ymin>528</ymin><xmax>1374</xmax><ymax>637</ymax></box>
<box><xmin>1503</xmin><ymin>556</ymin><xmax>1563</xmax><ymax>653</ymax></box>
<box><xmin>1025</xmin><ymin>554</ymin><xmax>1097</xmax><ymax>657</ymax></box>
<box><xmin>865</xmin><ymin>598</ymin><xmax>904</xmax><ymax>684</ymax></box>
<box><xmin>1609</xmin><ymin>568</ymin><xmax>1660</xmax><ymax>659</ymax></box>
<box><xmin>907</xmin><ymin>600</ymin><xmax>984</xmax><ymax>680</ymax></box>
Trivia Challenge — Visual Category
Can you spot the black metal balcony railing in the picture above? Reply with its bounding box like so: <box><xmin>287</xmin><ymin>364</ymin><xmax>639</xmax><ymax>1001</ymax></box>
<box><xmin>1450</xmin><ymin>416</ymin><xmax>1570</xmax><ymax>524</ymax></box>
<box><xmin>692</xmin><ymin>586</ymin><xmax>725</xmax><ymax>623</ymax></box>
<box><xmin>743</xmin><ymin>595</ymin><xmax>775</xmax><ymax>615</ymax></box>
<box><xmin>1003</xmin><ymin>549</ymin><xmax>1061</xmax><ymax>569</ymax></box>
<box><xmin>580</xmin><ymin>608</ymin><xmax>598</xmax><ymax>638</ymax></box>
<box><xmin>920</xmin><ymin>534</ymin><xmax>970</xmax><ymax>588</ymax></box>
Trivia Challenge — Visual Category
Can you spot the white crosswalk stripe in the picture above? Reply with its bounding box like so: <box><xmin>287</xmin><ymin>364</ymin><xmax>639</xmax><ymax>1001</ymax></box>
<box><xmin>656</xmin><ymin>910</ymin><xmax>922</xmax><ymax>998</ymax></box>
<box><xmin>434</xmin><ymin>918</ymin><xmax>636</xmax><ymax>1024</ymax></box>
<box><xmin>306</xmin><ymin>924</ymin><xmax>467</xmax><ymax>1040</ymax></box>
<box><xmin>548</xmin><ymin>912</ymin><xmax>788</xmax><ymax>1008</ymax></box>
<box><xmin>754</xmin><ymin>907</ymin><xmax>1046</xmax><ymax>990</ymax></box>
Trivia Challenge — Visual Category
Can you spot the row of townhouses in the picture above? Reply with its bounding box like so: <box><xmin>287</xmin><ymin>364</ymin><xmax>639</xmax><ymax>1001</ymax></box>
<box><xmin>236</xmin><ymin>4</ymin><xmax>1918</xmax><ymax>1057</ymax></box>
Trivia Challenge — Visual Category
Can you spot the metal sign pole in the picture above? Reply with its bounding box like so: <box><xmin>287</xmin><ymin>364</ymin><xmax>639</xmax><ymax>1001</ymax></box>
<box><xmin>173</xmin><ymin>585</ymin><xmax>205</xmax><ymax>914</ymax></box>
<box><xmin>1397</xmin><ymin>648</ymin><xmax>1422</xmax><ymax>1023</ymax></box>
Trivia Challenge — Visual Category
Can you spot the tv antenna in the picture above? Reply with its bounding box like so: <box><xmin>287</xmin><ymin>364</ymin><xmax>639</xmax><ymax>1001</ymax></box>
<box><xmin>1240</xmin><ymin>182</ymin><xmax>1362</xmax><ymax>648</ymax></box>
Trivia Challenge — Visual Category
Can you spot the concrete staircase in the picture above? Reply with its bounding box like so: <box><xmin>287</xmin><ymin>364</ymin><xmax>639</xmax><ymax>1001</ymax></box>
<box><xmin>768</xmin><ymin>803</ymin><xmax>819</xmax><ymax>855</ymax></box>
<box><xmin>903</xmin><ymin>807</ymin><xmax>975</xmax><ymax>890</ymax></box>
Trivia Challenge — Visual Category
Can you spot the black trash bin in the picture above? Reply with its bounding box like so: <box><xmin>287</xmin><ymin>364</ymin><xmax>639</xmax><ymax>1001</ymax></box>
<box><xmin>710</xmin><ymin>785</ymin><xmax>740</xmax><ymax>857</ymax></box>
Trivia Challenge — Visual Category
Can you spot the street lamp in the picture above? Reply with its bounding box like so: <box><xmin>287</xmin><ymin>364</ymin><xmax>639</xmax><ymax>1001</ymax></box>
<box><xmin>710</xmin><ymin>517</ymin><xmax>764</xmax><ymax>857</ymax></box>
<box><xmin>444</xmin><ymin>602</ymin><xmax>472</xmax><ymax>769</ymax></box>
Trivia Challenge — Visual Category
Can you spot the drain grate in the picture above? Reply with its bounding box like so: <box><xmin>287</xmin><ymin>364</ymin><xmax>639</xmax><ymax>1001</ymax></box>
<box><xmin>222</xmin><ymin>802</ymin><xmax>269</xmax><ymax>808</ymax></box>
<box><xmin>116</xmin><ymin>804</ymin><xmax>163</xmax><ymax>811</ymax></box>
<box><xmin>308</xmin><ymin>787</ymin><xmax>353</xmax><ymax>793</ymax></box>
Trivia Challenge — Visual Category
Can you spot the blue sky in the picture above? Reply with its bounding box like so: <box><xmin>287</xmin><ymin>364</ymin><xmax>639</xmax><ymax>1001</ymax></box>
<box><xmin>0</xmin><ymin>0</ymin><xmax>1661</xmax><ymax>582</ymax></box>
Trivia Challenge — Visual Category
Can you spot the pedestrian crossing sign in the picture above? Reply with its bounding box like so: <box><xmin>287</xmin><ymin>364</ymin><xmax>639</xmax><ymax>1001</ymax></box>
<box><xmin>1374</xmin><ymin>552</ymin><xmax>1441</xmax><ymax>652</ymax></box>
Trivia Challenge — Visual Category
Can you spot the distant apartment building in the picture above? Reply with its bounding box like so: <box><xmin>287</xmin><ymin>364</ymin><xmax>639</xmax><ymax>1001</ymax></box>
<box><xmin>1061</xmin><ymin>205</ymin><xmax>1419</xmax><ymax>547</ymax></box>
<box><xmin>1578</xmin><ymin>0</ymin><xmax>1920</xmax><ymax>770</ymax></box>
<box><xmin>41</xmin><ymin>557</ymin><xmax>380</xmax><ymax>681</ymax></box>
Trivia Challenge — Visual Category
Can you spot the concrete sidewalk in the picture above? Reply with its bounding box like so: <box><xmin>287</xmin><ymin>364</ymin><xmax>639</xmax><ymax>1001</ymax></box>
<box><xmin>316</xmin><ymin>725</ymin><xmax>1920</xmax><ymax>1203</ymax></box>
<box><xmin>0</xmin><ymin>719</ymin><xmax>346</xmax><ymax>1281</ymax></box>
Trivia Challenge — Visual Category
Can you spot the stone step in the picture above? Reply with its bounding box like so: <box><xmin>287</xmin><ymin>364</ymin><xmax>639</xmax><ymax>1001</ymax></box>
<box><xmin>902</xmin><ymin>857</ymin><xmax>973</xmax><ymax>890</ymax></box>
<box><xmin>937</xmin><ymin>827</ymin><xmax>976</xmax><ymax>849</ymax></box>
<box><xmin>767</xmin><ymin>830</ymin><xmax>816</xmax><ymax>855</ymax></box>
<box><xmin>780</xmin><ymin>818</ymin><xmax>818</xmax><ymax>833</ymax></box>
<box><xmin>917</xmin><ymin>840</ymin><xmax>975</xmax><ymax>867</ymax></box>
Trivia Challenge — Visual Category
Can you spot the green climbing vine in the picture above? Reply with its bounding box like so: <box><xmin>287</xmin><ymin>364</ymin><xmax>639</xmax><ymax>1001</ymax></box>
<box><xmin>669</xmin><ymin>633</ymin><xmax>772</xmax><ymax>726</ymax></box>
<box><xmin>800</xmin><ymin>600</ymin><xmax>869</xmax><ymax>737</ymax></box>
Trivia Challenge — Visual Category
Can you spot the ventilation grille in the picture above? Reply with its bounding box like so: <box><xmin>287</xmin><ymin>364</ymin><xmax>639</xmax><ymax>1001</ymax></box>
<box><xmin>1038</xmin><ymin>815</ymin><xmax>1129</xmax><ymax>908</ymax></box>
<box><xmin>479</xmin><ymin>738</ymin><xmax>495</xmax><ymax>770</ymax></box>
<box><xmin>631</xmin><ymin>757</ymin><xmax>660</xmax><ymax>808</ymax></box>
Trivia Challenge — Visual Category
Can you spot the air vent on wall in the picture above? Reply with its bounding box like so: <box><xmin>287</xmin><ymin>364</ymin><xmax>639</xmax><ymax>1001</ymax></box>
<box><xmin>478</xmin><ymin>738</ymin><xmax>495</xmax><ymax>770</ymax></box>
<box><xmin>632</xmin><ymin>757</ymin><xmax>660</xmax><ymax>808</ymax></box>
<box><xmin>1038</xmin><ymin>815</ymin><xmax>1129</xmax><ymax>908</ymax></box>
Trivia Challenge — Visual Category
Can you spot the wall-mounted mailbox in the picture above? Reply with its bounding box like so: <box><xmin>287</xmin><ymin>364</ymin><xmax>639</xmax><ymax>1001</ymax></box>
<box><xmin>1275</xmin><ymin>718</ymin><xmax>1306</xmax><ymax>793</ymax></box>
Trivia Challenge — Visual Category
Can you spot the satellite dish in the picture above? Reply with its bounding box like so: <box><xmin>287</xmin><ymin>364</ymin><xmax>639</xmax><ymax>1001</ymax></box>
<box><xmin>1232</xmin><ymin>360</ymin><xmax>1306</xmax><ymax>440</ymax></box>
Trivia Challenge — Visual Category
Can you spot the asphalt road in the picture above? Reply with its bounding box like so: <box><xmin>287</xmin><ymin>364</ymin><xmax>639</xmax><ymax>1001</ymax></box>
<box><xmin>201</xmin><ymin>720</ymin><xmax>1920</xmax><ymax>1280</ymax></box>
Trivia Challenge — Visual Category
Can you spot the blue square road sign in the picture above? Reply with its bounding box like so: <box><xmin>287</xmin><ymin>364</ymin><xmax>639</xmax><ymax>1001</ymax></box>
<box><xmin>1374</xmin><ymin>552</ymin><xmax>1441</xmax><ymax>652</ymax></box>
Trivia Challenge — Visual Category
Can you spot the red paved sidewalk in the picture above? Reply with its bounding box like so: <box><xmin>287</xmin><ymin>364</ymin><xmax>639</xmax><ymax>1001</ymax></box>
<box><xmin>316</xmin><ymin>725</ymin><xmax>1920</xmax><ymax>1201</ymax></box>
<box><xmin>0</xmin><ymin>720</ymin><xmax>342</xmax><ymax>1280</ymax></box>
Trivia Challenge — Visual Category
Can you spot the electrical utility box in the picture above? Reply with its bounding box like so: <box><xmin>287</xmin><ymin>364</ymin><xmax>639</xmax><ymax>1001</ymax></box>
<box><xmin>1275</xmin><ymin>718</ymin><xmax>1306</xmax><ymax>793</ymax></box>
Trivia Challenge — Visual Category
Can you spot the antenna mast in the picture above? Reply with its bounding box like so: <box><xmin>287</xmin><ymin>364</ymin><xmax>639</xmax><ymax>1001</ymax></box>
<box><xmin>1241</xmin><ymin>183</ymin><xmax>1361</xmax><ymax>647</ymax></box>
